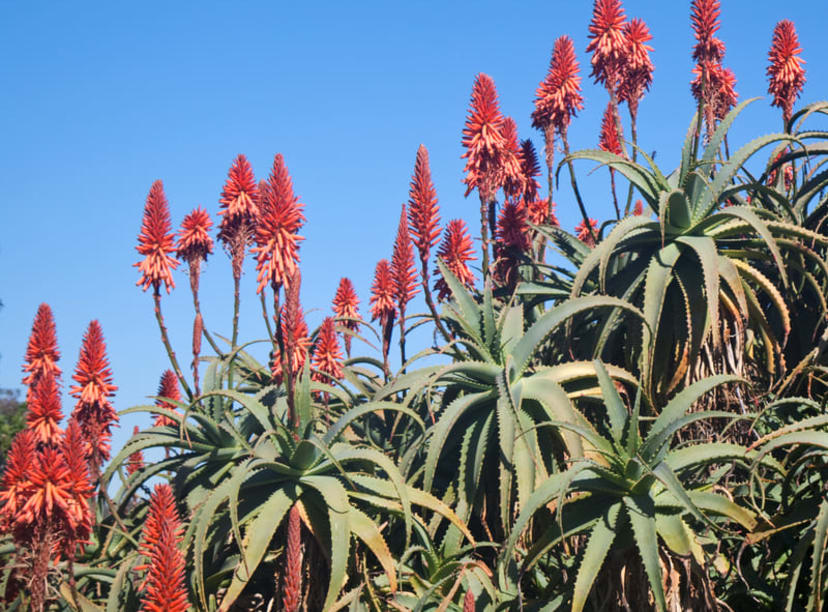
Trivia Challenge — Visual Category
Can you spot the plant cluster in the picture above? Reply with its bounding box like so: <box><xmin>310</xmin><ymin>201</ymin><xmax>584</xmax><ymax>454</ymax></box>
<box><xmin>3</xmin><ymin>1</ymin><xmax>828</xmax><ymax>610</ymax></box>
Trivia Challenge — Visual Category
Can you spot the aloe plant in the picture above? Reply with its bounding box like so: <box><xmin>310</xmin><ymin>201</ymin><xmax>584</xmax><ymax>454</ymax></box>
<box><xmin>499</xmin><ymin>362</ymin><xmax>771</xmax><ymax>610</ymax></box>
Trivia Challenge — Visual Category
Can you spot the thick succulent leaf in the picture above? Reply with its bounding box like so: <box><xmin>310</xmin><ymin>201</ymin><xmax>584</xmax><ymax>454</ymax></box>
<box><xmin>522</xmin><ymin>373</ymin><xmax>588</xmax><ymax>458</ymax></box>
<box><xmin>565</xmin><ymin>149</ymin><xmax>660</xmax><ymax>201</ymax></box>
<box><xmin>675</xmin><ymin>235</ymin><xmax>721</xmax><ymax>347</ymax></box>
<box><xmin>732</xmin><ymin>258</ymin><xmax>791</xmax><ymax>343</ymax></box>
<box><xmin>324</xmin><ymin>401</ymin><xmax>425</xmax><ymax>445</ymax></box>
<box><xmin>624</xmin><ymin>495</ymin><xmax>667</xmax><ymax>612</ymax></box>
<box><xmin>571</xmin><ymin>502</ymin><xmax>621</xmax><ymax>612</ymax></box>
<box><xmin>436</xmin><ymin>258</ymin><xmax>481</xmax><ymax>341</ymax></box>
<box><xmin>642</xmin><ymin>242</ymin><xmax>683</xmax><ymax>389</ymax></box>
<box><xmin>685</xmin><ymin>490</ymin><xmax>756</xmax><ymax>529</ymax></box>
<box><xmin>808</xmin><ymin>500</ymin><xmax>828</xmax><ymax>611</ymax></box>
<box><xmin>666</xmin><ymin>442</ymin><xmax>783</xmax><ymax>474</ymax></box>
<box><xmin>702</xmin><ymin>98</ymin><xmax>760</xmax><ymax>164</ymax></box>
<box><xmin>593</xmin><ymin>360</ymin><xmax>627</xmax><ymax>444</ymax></box>
<box><xmin>348</xmin><ymin>507</ymin><xmax>397</xmax><ymax>593</ymax></box>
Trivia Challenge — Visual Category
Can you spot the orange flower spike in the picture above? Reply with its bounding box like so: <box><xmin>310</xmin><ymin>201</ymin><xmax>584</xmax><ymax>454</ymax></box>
<box><xmin>153</xmin><ymin>370</ymin><xmax>181</xmax><ymax>428</ymax></box>
<box><xmin>391</xmin><ymin>204</ymin><xmax>420</xmax><ymax>315</ymax></box>
<box><xmin>408</xmin><ymin>145</ymin><xmax>441</xmax><ymax>265</ymax></box>
<box><xmin>501</xmin><ymin>117</ymin><xmax>525</xmax><ymax>200</ymax></box>
<box><xmin>138</xmin><ymin>484</ymin><xmax>189</xmax><ymax>612</ymax></box>
<box><xmin>576</xmin><ymin>218</ymin><xmax>600</xmax><ymax>247</ymax></box>
<box><xmin>691</xmin><ymin>0</ymin><xmax>725</xmax><ymax>64</ymax></box>
<box><xmin>532</xmin><ymin>35</ymin><xmax>584</xmax><ymax>135</ymax></box>
<box><xmin>253</xmin><ymin>154</ymin><xmax>306</xmax><ymax>294</ymax></box>
<box><xmin>433</xmin><ymin>220</ymin><xmax>477</xmax><ymax>301</ymax></box>
<box><xmin>135</xmin><ymin>181</ymin><xmax>179</xmax><ymax>294</ymax></box>
<box><xmin>312</xmin><ymin>317</ymin><xmax>344</xmax><ymax>385</ymax></box>
<box><xmin>282</xmin><ymin>504</ymin><xmax>303</xmax><ymax>612</ymax></box>
<box><xmin>527</xmin><ymin>198</ymin><xmax>558</xmax><ymax>227</ymax></box>
<box><xmin>494</xmin><ymin>201</ymin><xmax>531</xmax><ymax>291</ymax></box>
<box><xmin>519</xmin><ymin>139</ymin><xmax>542</xmax><ymax>203</ymax></box>
<box><xmin>586</xmin><ymin>0</ymin><xmax>629</xmax><ymax>89</ymax></box>
<box><xmin>22</xmin><ymin>303</ymin><xmax>61</xmax><ymax>388</ymax></box>
<box><xmin>19</xmin><ymin>447</ymin><xmax>74</xmax><ymax>525</ymax></box>
<box><xmin>767</xmin><ymin>20</ymin><xmax>806</xmax><ymax>124</ymax></box>
<box><xmin>0</xmin><ymin>429</ymin><xmax>37</xmax><ymax>525</ymax></box>
<box><xmin>27</xmin><ymin>373</ymin><xmax>64</xmax><ymax>446</ymax></box>
<box><xmin>218</xmin><ymin>154</ymin><xmax>259</xmax><ymax>234</ymax></box>
<box><xmin>618</xmin><ymin>18</ymin><xmax>654</xmax><ymax>114</ymax></box>
<box><xmin>176</xmin><ymin>207</ymin><xmax>214</xmax><ymax>268</ymax></box>
<box><xmin>599</xmin><ymin>103</ymin><xmax>624</xmax><ymax>155</ymax></box>
<box><xmin>273</xmin><ymin>272</ymin><xmax>311</xmax><ymax>383</ymax></box>
<box><xmin>461</xmin><ymin>73</ymin><xmax>509</xmax><ymax>201</ymax></box>
<box><xmin>60</xmin><ymin>419</ymin><xmax>94</xmax><ymax>541</ymax></box>
<box><xmin>370</xmin><ymin>259</ymin><xmax>397</xmax><ymax>323</ymax></box>
<box><xmin>126</xmin><ymin>426</ymin><xmax>146</xmax><ymax>476</ymax></box>
<box><xmin>70</xmin><ymin>321</ymin><xmax>117</xmax><ymax>408</ymax></box>
<box><xmin>332</xmin><ymin>278</ymin><xmax>360</xmax><ymax>332</ymax></box>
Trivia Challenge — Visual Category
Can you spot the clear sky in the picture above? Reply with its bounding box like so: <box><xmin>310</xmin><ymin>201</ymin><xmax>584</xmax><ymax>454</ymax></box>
<box><xmin>2</xmin><ymin>1</ymin><xmax>827</xmax><ymax>458</ymax></box>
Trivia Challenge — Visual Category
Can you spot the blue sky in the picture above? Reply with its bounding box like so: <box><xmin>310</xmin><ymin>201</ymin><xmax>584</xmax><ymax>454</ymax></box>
<box><xmin>2</xmin><ymin>1</ymin><xmax>826</xmax><ymax>459</ymax></box>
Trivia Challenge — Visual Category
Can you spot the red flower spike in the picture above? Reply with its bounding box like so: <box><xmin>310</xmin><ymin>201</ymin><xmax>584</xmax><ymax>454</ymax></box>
<box><xmin>532</xmin><ymin>35</ymin><xmax>584</xmax><ymax>135</ymax></box>
<box><xmin>272</xmin><ymin>272</ymin><xmax>310</xmax><ymax>384</ymax></box>
<box><xmin>0</xmin><ymin>430</ymin><xmax>37</xmax><ymax>526</ymax></box>
<box><xmin>463</xmin><ymin>589</ymin><xmax>475</xmax><ymax>612</ymax></box>
<box><xmin>176</xmin><ymin>207</ymin><xmax>214</xmax><ymax>266</ymax></box>
<box><xmin>282</xmin><ymin>504</ymin><xmax>303</xmax><ymax>612</ymax></box>
<box><xmin>22</xmin><ymin>303</ymin><xmax>61</xmax><ymax>389</ymax></box>
<box><xmin>70</xmin><ymin>321</ymin><xmax>117</xmax><ymax>409</ymax></box>
<box><xmin>494</xmin><ymin>201</ymin><xmax>531</xmax><ymax>291</ymax></box>
<box><xmin>461</xmin><ymin>74</ymin><xmax>517</xmax><ymax>202</ymax></box>
<box><xmin>576</xmin><ymin>218</ymin><xmax>600</xmax><ymax>247</ymax></box>
<box><xmin>27</xmin><ymin>373</ymin><xmax>64</xmax><ymax>446</ymax></box>
<box><xmin>433</xmin><ymin>220</ymin><xmax>477</xmax><ymax>301</ymax></box>
<box><xmin>618</xmin><ymin>18</ymin><xmax>654</xmax><ymax>114</ymax></box>
<box><xmin>599</xmin><ymin>103</ymin><xmax>624</xmax><ymax>156</ymax></box>
<box><xmin>692</xmin><ymin>61</ymin><xmax>738</xmax><ymax>120</ymax></box>
<box><xmin>135</xmin><ymin>180</ymin><xmax>179</xmax><ymax>294</ymax></box>
<box><xmin>527</xmin><ymin>198</ymin><xmax>559</xmax><ymax>227</ymax></box>
<box><xmin>586</xmin><ymin>0</ymin><xmax>629</xmax><ymax>89</ymax></box>
<box><xmin>408</xmin><ymin>145</ymin><xmax>441</xmax><ymax>264</ymax></box>
<box><xmin>137</xmin><ymin>484</ymin><xmax>189</xmax><ymax>612</ymax></box>
<box><xmin>633</xmin><ymin>200</ymin><xmax>644</xmax><ymax>216</ymax></box>
<box><xmin>126</xmin><ymin>426</ymin><xmax>145</xmax><ymax>476</ymax></box>
<box><xmin>691</xmin><ymin>0</ymin><xmax>725</xmax><ymax>64</ymax></box>
<box><xmin>253</xmin><ymin>154</ymin><xmax>306</xmax><ymax>294</ymax></box>
<box><xmin>218</xmin><ymin>154</ymin><xmax>259</xmax><ymax>235</ymax></box>
<box><xmin>59</xmin><ymin>419</ymin><xmax>94</xmax><ymax>552</ymax></box>
<box><xmin>312</xmin><ymin>317</ymin><xmax>344</xmax><ymax>385</ymax></box>
<box><xmin>501</xmin><ymin>117</ymin><xmax>526</xmax><ymax>200</ymax></box>
<box><xmin>767</xmin><ymin>20</ymin><xmax>806</xmax><ymax>124</ymax></box>
<box><xmin>391</xmin><ymin>204</ymin><xmax>419</xmax><ymax>314</ymax></box>
<box><xmin>332</xmin><ymin>277</ymin><xmax>360</xmax><ymax>356</ymax></box>
<box><xmin>518</xmin><ymin>139</ymin><xmax>542</xmax><ymax>203</ymax></box>
<box><xmin>370</xmin><ymin>260</ymin><xmax>397</xmax><ymax>323</ymax></box>
<box><xmin>153</xmin><ymin>370</ymin><xmax>181</xmax><ymax>429</ymax></box>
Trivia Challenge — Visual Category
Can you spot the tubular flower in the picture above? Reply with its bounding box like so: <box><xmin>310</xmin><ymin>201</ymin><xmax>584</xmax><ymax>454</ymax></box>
<box><xmin>176</xmin><ymin>207</ymin><xmax>214</xmax><ymax>272</ymax></box>
<box><xmin>253</xmin><ymin>154</ymin><xmax>306</xmax><ymax>294</ymax></box>
<box><xmin>70</xmin><ymin>321</ymin><xmax>118</xmax><ymax>464</ymax></box>
<box><xmin>633</xmin><ymin>199</ymin><xmax>644</xmax><ymax>216</ymax></box>
<box><xmin>408</xmin><ymin>145</ymin><xmax>441</xmax><ymax>265</ymax></box>
<box><xmin>370</xmin><ymin>259</ymin><xmax>397</xmax><ymax>324</ymax></box>
<box><xmin>494</xmin><ymin>201</ymin><xmax>531</xmax><ymax>291</ymax></box>
<box><xmin>461</xmin><ymin>73</ymin><xmax>517</xmax><ymax>202</ymax></box>
<box><xmin>273</xmin><ymin>273</ymin><xmax>310</xmax><ymax>384</ymax></box>
<box><xmin>599</xmin><ymin>102</ymin><xmax>624</xmax><ymax>155</ymax></box>
<box><xmin>586</xmin><ymin>0</ymin><xmax>629</xmax><ymax>89</ymax></box>
<box><xmin>691</xmin><ymin>0</ymin><xmax>725</xmax><ymax>64</ymax></box>
<box><xmin>767</xmin><ymin>20</ymin><xmax>806</xmax><ymax>124</ymax></box>
<box><xmin>153</xmin><ymin>370</ymin><xmax>181</xmax><ymax>429</ymax></box>
<box><xmin>22</xmin><ymin>303</ymin><xmax>61</xmax><ymax>390</ymax></box>
<box><xmin>576</xmin><ymin>218</ymin><xmax>600</xmax><ymax>247</ymax></box>
<box><xmin>527</xmin><ymin>198</ymin><xmax>559</xmax><ymax>227</ymax></box>
<box><xmin>126</xmin><ymin>426</ymin><xmax>145</xmax><ymax>476</ymax></box>
<box><xmin>137</xmin><ymin>484</ymin><xmax>189</xmax><ymax>612</ymax></box>
<box><xmin>59</xmin><ymin>419</ymin><xmax>94</xmax><ymax>552</ymax></box>
<box><xmin>532</xmin><ymin>35</ymin><xmax>584</xmax><ymax>135</ymax></box>
<box><xmin>135</xmin><ymin>181</ymin><xmax>179</xmax><ymax>294</ymax></box>
<box><xmin>218</xmin><ymin>154</ymin><xmax>258</xmax><ymax>240</ymax></box>
<box><xmin>518</xmin><ymin>139</ymin><xmax>542</xmax><ymax>203</ymax></box>
<box><xmin>433</xmin><ymin>220</ymin><xmax>477</xmax><ymax>301</ymax></box>
<box><xmin>0</xmin><ymin>430</ymin><xmax>37</xmax><ymax>526</ymax></box>
<box><xmin>312</xmin><ymin>317</ymin><xmax>344</xmax><ymax>386</ymax></box>
<box><xmin>27</xmin><ymin>373</ymin><xmax>64</xmax><ymax>446</ymax></box>
<box><xmin>501</xmin><ymin>117</ymin><xmax>526</xmax><ymax>200</ymax></box>
<box><xmin>617</xmin><ymin>18</ymin><xmax>654</xmax><ymax>115</ymax></box>
<box><xmin>391</xmin><ymin>204</ymin><xmax>420</xmax><ymax>315</ymax></box>
<box><xmin>332</xmin><ymin>277</ymin><xmax>360</xmax><ymax>356</ymax></box>
<box><xmin>692</xmin><ymin>61</ymin><xmax>738</xmax><ymax>121</ymax></box>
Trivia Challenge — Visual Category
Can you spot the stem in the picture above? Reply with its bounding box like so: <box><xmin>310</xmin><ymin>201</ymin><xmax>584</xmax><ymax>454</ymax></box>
<box><xmin>479</xmin><ymin>194</ymin><xmax>490</xmax><ymax>281</ymax></box>
<box><xmin>153</xmin><ymin>287</ymin><xmax>193</xmax><ymax>400</ymax></box>
<box><xmin>610</xmin><ymin>168</ymin><xmax>620</xmax><ymax>220</ymax></box>
<box><xmin>692</xmin><ymin>65</ymin><xmax>707</xmax><ymax>160</ymax></box>
<box><xmin>398</xmin><ymin>306</ymin><xmax>407</xmax><ymax>372</ymax></box>
<box><xmin>231</xmin><ymin>272</ymin><xmax>241</xmax><ymax>349</ymax></box>
<box><xmin>561</xmin><ymin>129</ymin><xmax>598</xmax><ymax>244</ymax></box>
<box><xmin>261</xmin><ymin>289</ymin><xmax>275</xmax><ymax>344</ymax></box>
<box><xmin>624</xmin><ymin>106</ymin><xmax>639</xmax><ymax>216</ymax></box>
<box><xmin>420</xmin><ymin>257</ymin><xmax>451</xmax><ymax>344</ymax></box>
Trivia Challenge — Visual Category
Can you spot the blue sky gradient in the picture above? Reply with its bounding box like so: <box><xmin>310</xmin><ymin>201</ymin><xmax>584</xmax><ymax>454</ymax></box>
<box><xmin>2</xmin><ymin>1</ymin><xmax>827</xmax><ymax>457</ymax></box>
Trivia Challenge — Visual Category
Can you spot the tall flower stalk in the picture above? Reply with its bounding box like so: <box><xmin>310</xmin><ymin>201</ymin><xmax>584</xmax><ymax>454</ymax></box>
<box><xmin>176</xmin><ymin>207</ymin><xmax>215</xmax><ymax>394</ymax></box>
<box><xmin>767</xmin><ymin>20</ymin><xmax>806</xmax><ymax>127</ymax></box>
<box><xmin>391</xmin><ymin>204</ymin><xmax>419</xmax><ymax>367</ymax></box>
<box><xmin>370</xmin><ymin>259</ymin><xmax>396</xmax><ymax>377</ymax></box>
<box><xmin>135</xmin><ymin>181</ymin><xmax>191</xmax><ymax>399</ymax></box>
<box><xmin>332</xmin><ymin>277</ymin><xmax>360</xmax><ymax>357</ymax></box>
<box><xmin>434</xmin><ymin>220</ymin><xmax>476</xmax><ymax>302</ymax></box>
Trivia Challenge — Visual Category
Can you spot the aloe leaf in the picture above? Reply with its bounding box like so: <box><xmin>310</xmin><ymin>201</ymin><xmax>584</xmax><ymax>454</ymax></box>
<box><xmin>436</xmin><ymin>258</ymin><xmax>481</xmax><ymax>341</ymax></box>
<box><xmin>593</xmin><ymin>360</ymin><xmax>627</xmax><ymax>444</ymax></box>
<box><xmin>702</xmin><ymin>98</ymin><xmax>760</xmax><ymax>164</ymax></box>
<box><xmin>642</xmin><ymin>242</ymin><xmax>683</xmax><ymax>390</ymax></box>
<box><xmin>685</xmin><ymin>490</ymin><xmax>756</xmax><ymax>530</ymax></box>
<box><xmin>571</xmin><ymin>502</ymin><xmax>622</xmax><ymax>612</ymax></box>
<box><xmin>565</xmin><ymin>149</ymin><xmax>659</xmax><ymax>201</ymax></box>
<box><xmin>807</xmin><ymin>500</ymin><xmax>828</xmax><ymax>611</ymax></box>
<box><xmin>675</xmin><ymin>235</ymin><xmax>721</xmax><ymax>347</ymax></box>
<box><xmin>348</xmin><ymin>507</ymin><xmax>397</xmax><ymax>593</ymax></box>
<box><xmin>324</xmin><ymin>401</ymin><xmax>425</xmax><ymax>445</ymax></box>
<box><xmin>623</xmin><ymin>495</ymin><xmax>667</xmax><ymax>612</ymax></box>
